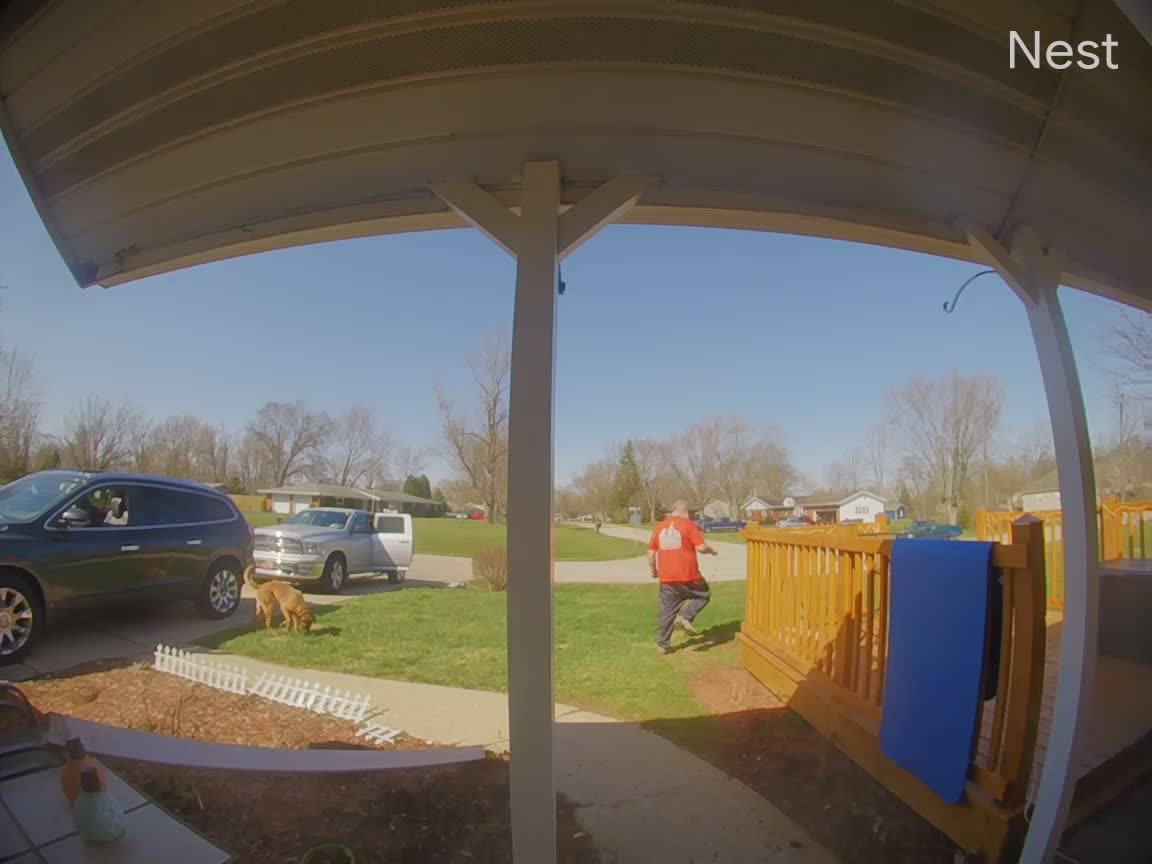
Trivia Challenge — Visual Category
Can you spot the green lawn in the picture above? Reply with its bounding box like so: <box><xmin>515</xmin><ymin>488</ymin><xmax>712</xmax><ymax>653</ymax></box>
<box><xmin>413</xmin><ymin>518</ymin><xmax>643</xmax><ymax>561</ymax></box>
<box><xmin>240</xmin><ymin>513</ymin><xmax>642</xmax><ymax>561</ymax></box>
<box><xmin>241</xmin><ymin>511</ymin><xmax>282</xmax><ymax>528</ymax></box>
<box><xmin>202</xmin><ymin>582</ymin><xmax>745</xmax><ymax>721</ymax></box>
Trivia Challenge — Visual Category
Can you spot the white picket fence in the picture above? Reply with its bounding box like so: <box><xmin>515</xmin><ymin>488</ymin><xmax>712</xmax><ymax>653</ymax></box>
<box><xmin>357</xmin><ymin>722</ymin><xmax>402</xmax><ymax>745</ymax></box>
<box><xmin>152</xmin><ymin>644</ymin><xmax>373</xmax><ymax>726</ymax></box>
<box><xmin>153</xmin><ymin>645</ymin><xmax>248</xmax><ymax>695</ymax></box>
<box><xmin>248</xmin><ymin>673</ymin><xmax>371</xmax><ymax>724</ymax></box>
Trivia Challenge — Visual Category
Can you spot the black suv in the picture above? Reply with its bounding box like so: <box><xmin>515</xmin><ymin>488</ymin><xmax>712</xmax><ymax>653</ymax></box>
<box><xmin>0</xmin><ymin>470</ymin><xmax>253</xmax><ymax>663</ymax></box>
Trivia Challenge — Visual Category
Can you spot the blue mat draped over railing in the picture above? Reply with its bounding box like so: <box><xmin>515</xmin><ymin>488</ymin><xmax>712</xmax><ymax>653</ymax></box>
<box><xmin>879</xmin><ymin>539</ymin><xmax>995</xmax><ymax>803</ymax></box>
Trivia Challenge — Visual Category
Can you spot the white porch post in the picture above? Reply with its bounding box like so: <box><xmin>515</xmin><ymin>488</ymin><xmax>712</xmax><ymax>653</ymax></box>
<box><xmin>431</xmin><ymin>164</ymin><xmax>644</xmax><ymax>863</ymax></box>
<box><xmin>505</xmin><ymin>159</ymin><xmax>562</xmax><ymax>863</ymax></box>
<box><xmin>968</xmin><ymin>225</ymin><xmax>1099</xmax><ymax>863</ymax></box>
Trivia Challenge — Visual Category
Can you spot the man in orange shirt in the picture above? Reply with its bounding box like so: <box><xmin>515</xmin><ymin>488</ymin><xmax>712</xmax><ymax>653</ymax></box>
<box><xmin>648</xmin><ymin>501</ymin><xmax>718</xmax><ymax>654</ymax></box>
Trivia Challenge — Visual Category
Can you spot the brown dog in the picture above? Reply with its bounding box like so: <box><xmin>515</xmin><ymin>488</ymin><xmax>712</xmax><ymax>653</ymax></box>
<box><xmin>243</xmin><ymin>566</ymin><xmax>315</xmax><ymax>633</ymax></box>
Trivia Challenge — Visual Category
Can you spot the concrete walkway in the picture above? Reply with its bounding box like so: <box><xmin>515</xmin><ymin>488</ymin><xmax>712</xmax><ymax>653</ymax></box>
<box><xmin>193</xmin><ymin>652</ymin><xmax>837</xmax><ymax>864</ymax></box>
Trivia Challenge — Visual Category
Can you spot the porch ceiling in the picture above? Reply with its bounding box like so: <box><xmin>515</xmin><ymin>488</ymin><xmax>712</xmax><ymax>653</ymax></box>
<box><xmin>0</xmin><ymin>0</ymin><xmax>1149</xmax><ymax>307</ymax></box>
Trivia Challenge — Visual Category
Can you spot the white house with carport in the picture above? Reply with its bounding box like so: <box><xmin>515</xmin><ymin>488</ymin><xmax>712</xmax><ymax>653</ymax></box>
<box><xmin>744</xmin><ymin>490</ymin><xmax>889</xmax><ymax>524</ymax></box>
<box><xmin>258</xmin><ymin>483</ymin><xmax>436</xmax><ymax>515</ymax></box>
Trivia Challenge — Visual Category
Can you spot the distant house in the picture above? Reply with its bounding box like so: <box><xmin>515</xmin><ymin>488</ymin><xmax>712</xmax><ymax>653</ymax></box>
<box><xmin>1019</xmin><ymin>470</ymin><xmax>1061</xmax><ymax>511</ymax></box>
<box><xmin>258</xmin><ymin>483</ymin><xmax>437</xmax><ymax>515</ymax></box>
<box><xmin>743</xmin><ymin>490</ymin><xmax>889</xmax><ymax>525</ymax></box>
<box><xmin>883</xmin><ymin>503</ymin><xmax>908</xmax><ymax>520</ymax></box>
<box><xmin>744</xmin><ymin>496</ymin><xmax>772</xmax><ymax>521</ymax></box>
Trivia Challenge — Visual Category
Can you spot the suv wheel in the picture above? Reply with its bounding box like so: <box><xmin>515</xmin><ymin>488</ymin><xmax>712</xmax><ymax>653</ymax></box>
<box><xmin>0</xmin><ymin>574</ymin><xmax>41</xmax><ymax>665</ymax></box>
<box><xmin>198</xmin><ymin>561</ymin><xmax>241</xmax><ymax>619</ymax></box>
<box><xmin>386</xmin><ymin>570</ymin><xmax>405</xmax><ymax>584</ymax></box>
<box><xmin>319</xmin><ymin>555</ymin><xmax>346</xmax><ymax>594</ymax></box>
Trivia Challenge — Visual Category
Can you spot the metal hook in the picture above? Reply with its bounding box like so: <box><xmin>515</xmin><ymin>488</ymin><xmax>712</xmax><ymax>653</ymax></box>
<box><xmin>943</xmin><ymin>269</ymin><xmax>998</xmax><ymax>314</ymax></box>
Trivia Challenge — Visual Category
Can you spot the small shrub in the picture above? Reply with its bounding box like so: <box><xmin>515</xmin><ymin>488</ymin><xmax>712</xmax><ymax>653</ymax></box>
<box><xmin>470</xmin><ymin>547</ymin><xmax>509</xmax><ymax>592</ymax></box>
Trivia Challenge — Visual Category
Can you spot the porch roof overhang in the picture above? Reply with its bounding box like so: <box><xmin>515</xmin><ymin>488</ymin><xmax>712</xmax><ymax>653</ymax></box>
<box><xmin>0</xmin><ymin>0</ymin><xmax>1149</xmax><ymax>309</ymax></box>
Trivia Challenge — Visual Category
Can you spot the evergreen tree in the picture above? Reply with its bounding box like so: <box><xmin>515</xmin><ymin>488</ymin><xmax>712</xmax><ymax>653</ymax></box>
<box><xmin>610</xmin><ymin>441</ymin><xmax>643</xmax><ymax>518</ymax></box>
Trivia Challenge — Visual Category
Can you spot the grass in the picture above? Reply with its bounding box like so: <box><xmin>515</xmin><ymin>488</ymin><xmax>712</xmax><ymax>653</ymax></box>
<box><xmin>413</xmin><ymin>518</ymin><xmax>643</xmax><ymax>561</ymax></box>
<box><xmin>242</xmin><ymin>511</ymin><xmax>282</xmax><ymax>528</ymax></box>
<box><xmin>240</xmin><ymin>513</ymin><xmax>643</xmax><ymax>560</ymax></box>
<box><xmin>202</xmin><ymin>582</ymin><xmax>745</xmax><ymax>721</ymax></box>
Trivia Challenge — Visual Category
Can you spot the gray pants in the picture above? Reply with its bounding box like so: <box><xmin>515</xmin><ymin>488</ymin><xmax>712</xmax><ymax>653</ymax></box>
<box><xmin>657</xmin><ymin>579</ymin><xmax>711</xmax><ymax>648</ymax></box>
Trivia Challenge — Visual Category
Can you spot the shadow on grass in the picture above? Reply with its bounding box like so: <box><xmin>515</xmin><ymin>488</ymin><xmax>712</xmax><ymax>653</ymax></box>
<box><xmin>666</xmin><ymin>620</ymin><xmax>741</xmax><ymax>654</ymax></box>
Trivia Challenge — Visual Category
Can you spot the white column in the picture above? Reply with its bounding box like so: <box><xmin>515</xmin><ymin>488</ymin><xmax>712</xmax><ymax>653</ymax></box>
<box><xmin>968</xmin><ymin>225</ymin><xmax>1099</xmax><ymax>863</ymax></box>
<box><xmin>506</xmin><ymin>160</ymin><xmax>561</xmax><ymax>863</ymax></box>
<box><xmin>432</xmin><ymin>165</ymin><xmax>645</xmax><ymax>864</ymax></box>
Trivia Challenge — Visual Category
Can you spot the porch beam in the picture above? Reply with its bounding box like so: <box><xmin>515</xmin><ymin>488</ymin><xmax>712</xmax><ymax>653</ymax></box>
<box><xmin>558</xmin><ymin>175</ymin><xmax>648</xmax><ymax>260</ymax></box>
<box><xmin>971</xmin><ymin>225</ymin><xmax>1099</xmax><ymax>864</ymax></box>
<box><xmin>429</xmin><ymin>178</ymin><xmax>520</xmax><ymax>257</ymax></box>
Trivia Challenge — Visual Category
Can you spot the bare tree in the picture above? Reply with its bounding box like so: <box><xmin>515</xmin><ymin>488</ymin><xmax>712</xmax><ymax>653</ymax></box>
<box><xmin>1101</xmin><ymin>387</ymin><xmax>1144</xmax><ymax>499</ymax></box>
<box><xmin>325</xmin><ymin>406</ymin><xmax>390</xmax><ymax>488</ymax></box>
<box><xmin>128</xmin><ymin>421</ymin><xmax>159</xmax><ymax>474</ymax></box>
<box><xmin>150</xmin><ymin>415</ymin><xmax>209</xmax><ymax>480</ymax></box>
<box><xmin>866</xmin><ymin>425</ymin><xmax>889</xmax><ymax>495</ymax></box>
<box><xmin>436</xmin><ymin>332</ymin><xmax>510</xmax><ymax>522</ymax></box>
<box><xmin>665</xmin><ymin>421</ymin><xmax>721</xmax><ymax>507</ymax></box>
<box><xmin>632</xmin><ymin>437</ymin><xmax>667</xmax><ymax>523</ymax></box>
<box><xmin>0</xmin><ymin>345</ymin><xmax>40</xmax><ymax>479</ymax></box>
<box><xmin>59</xmin><ymin>398</ymin><xmax>139</xmax><ymax>470</ymax></box>
<box><xmin>1102</xmin><ymin>311</ymin><xmax>1152</xmax><ymax>391</ymax></box>
<box><xmin>235</xmin><ymin>430</ymin><xmax>272</xmax><ymax>493</ymax></box>
<box><xmin>392</xmin><ymin>444</ymin><xmax>429</xmax><ymax>485</ymax></box>
<box><xmin>889</xmin><ymin>373</ymin><xmax>1003</xmax><ymax>524</ymax></box>
<box><xmin>198</xmin><ymin>424</ymin><xmax>234</xmax><ymax>484</ymax></box>
<box><xmin>711</xmin><ymin>419</ymin><xmax>795</xmax><ymax>519</ymax></box>
<box><xmin>572</xmin><ymin>457</ymin><xmax>616</xmax><ymax>520</ymax></box>
<box><xmin>247</xmin><ymin>401</ymin><xmax>330</xmax><ymax>486</ymax></box>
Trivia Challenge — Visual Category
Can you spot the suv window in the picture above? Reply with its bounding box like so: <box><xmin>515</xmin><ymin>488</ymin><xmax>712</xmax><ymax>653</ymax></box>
<box><xmin>349</xmin><ymin>512</ymin><xmax>371</xmax><ymax>533</ymax></box>
<box><xmin>184</xmin><ymin>493</ymin><xmax>235</xmax><ymax>523</ymax></box>
<box><xmin>130</xmin><ymin>486</ymin><xmax>194</xmax><ymax>527</ymax></box>
<box><xmin>67</xmin><ymin>485</ymin><xmax>133</xmax><ymax>528</ymax></box>
<box><xmin>130</xmin><ymin>486</ymin><xmax>233</xmax><ymax>527</ymax></box>
<box><xmin>375</xmin><ymin>516</ymin><xmax>405</xmax><ymax>534</ymax></box>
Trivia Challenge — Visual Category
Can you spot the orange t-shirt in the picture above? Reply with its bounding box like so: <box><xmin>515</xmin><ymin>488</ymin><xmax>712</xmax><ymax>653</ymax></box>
<box><xmin>648</xmin><ymin>516</ymin><xmax>705</xmax><ymax>583</ymax></box>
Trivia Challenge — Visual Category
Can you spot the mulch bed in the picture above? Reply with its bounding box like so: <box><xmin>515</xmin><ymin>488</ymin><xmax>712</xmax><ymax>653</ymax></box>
<box><xmin>645</xmin><ymin>665</ymin><xmax>964</xmax><ymax>864</ymax></box>
<box><xmin>16</xmin><ymin>663</ymin><xmax>600</xmax><ymax>863</ymax></box>
<box><xmin>19</xmin><ymin>663</ymin><xmax>427</xmax><ymax>750</ymax></box>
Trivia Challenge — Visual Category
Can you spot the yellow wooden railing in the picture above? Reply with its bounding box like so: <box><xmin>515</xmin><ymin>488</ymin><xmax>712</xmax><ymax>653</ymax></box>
<box><xmin>740</xmin><ymin>517</ymin><xmax>1046</xmax><ymax>854</ymax></box>
<box><xmin>976</xmin><ymin>498</ymin><xmax>1152</xmax><ymax>610</ymax></box>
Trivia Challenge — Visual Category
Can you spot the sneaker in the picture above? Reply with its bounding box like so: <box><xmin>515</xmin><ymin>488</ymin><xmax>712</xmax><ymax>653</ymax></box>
<box><xmin>657</xmin><ymin>645</ymin><xmax>672</xmax><ymax>655</ymax></box>
<box><xmin>675</xmin><ymin>616</ymin><xmax>701</xmax><ymax>636</ymax></box>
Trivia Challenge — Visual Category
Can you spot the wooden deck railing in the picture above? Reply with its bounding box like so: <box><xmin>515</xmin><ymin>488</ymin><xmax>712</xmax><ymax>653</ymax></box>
<box><xmin>741</xmin><ymin>518</ymin><xmax>1046</xmax><ymax>811</ymax></box>
<box><xmin>976</xmin><ymin>498</ymin><xmax>1152</xmax><ymax>609</ymax></box>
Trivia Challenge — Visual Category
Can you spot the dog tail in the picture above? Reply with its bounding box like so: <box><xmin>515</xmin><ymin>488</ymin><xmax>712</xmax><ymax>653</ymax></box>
<box><xmin>242</xmin><ymin>565</ymin><xmax>258</xmax><ymax>590</ymax></box>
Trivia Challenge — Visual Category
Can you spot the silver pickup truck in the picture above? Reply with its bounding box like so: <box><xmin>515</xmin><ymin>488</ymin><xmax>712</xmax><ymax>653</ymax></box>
<box><xmin>252</xmin><ymin>507</ymin><xmax>413</xmax><ymax>593</ymax></box>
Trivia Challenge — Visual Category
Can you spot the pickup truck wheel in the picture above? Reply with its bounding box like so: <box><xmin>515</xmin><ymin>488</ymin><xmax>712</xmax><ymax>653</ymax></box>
<box><xmin>386</xmin><ymin>570</ymin><xmax>401</xmax><ymax>585</ymax></box>
<box><xmin>319</xmin><ymin>555</ymin><xmax>346</xmax><ymax>594</ymax></box>
<box><xmin>0</xmin><ymin>574</ymin><xmax>41</xmax><ymax>665</ymax></box>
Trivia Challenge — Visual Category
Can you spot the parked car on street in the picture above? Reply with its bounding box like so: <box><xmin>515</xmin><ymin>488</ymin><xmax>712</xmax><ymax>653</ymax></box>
<box><xmin>776</xmin><ymin>516</ymin><xmax>814</xmax><ymax>527</ymax></box>
<box><xmin>252</xmin><ymin>508</ymin><xmax>413</xmax><ymax>593</ymax></box>
<box><xmin>696</xmin><ymin>518</ymin><xmax>746</xmax><ymax>532</ymax></box>
<box><xmin>0</xmin><ymin>470</ymin><xmax>253</xmax><ymax>664</ymax></box>
<box><xmin>904</xmin><ymin>520</ymin><xmax>963</xmax><ymax>539</ymax></box>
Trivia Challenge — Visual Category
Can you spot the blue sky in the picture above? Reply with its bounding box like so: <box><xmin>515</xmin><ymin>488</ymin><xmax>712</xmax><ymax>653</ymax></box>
<box><xmin>0</xmin><ymin>142</ymin><xmax>1129</xmax><ymax>487</ymax></box>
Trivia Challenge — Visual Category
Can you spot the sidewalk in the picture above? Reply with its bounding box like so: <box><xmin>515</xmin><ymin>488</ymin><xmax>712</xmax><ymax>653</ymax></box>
<box><xmin>197</xmin><ymin>652</ymin><xmax>838</xmax><ymax>864</ymax></box>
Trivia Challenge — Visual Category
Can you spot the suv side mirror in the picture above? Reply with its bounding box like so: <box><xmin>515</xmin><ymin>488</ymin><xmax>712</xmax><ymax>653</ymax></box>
<box><xmin>58</xmin><ymin>506</ymin><xmax>92</xmax><ymax>529</ymax></box>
